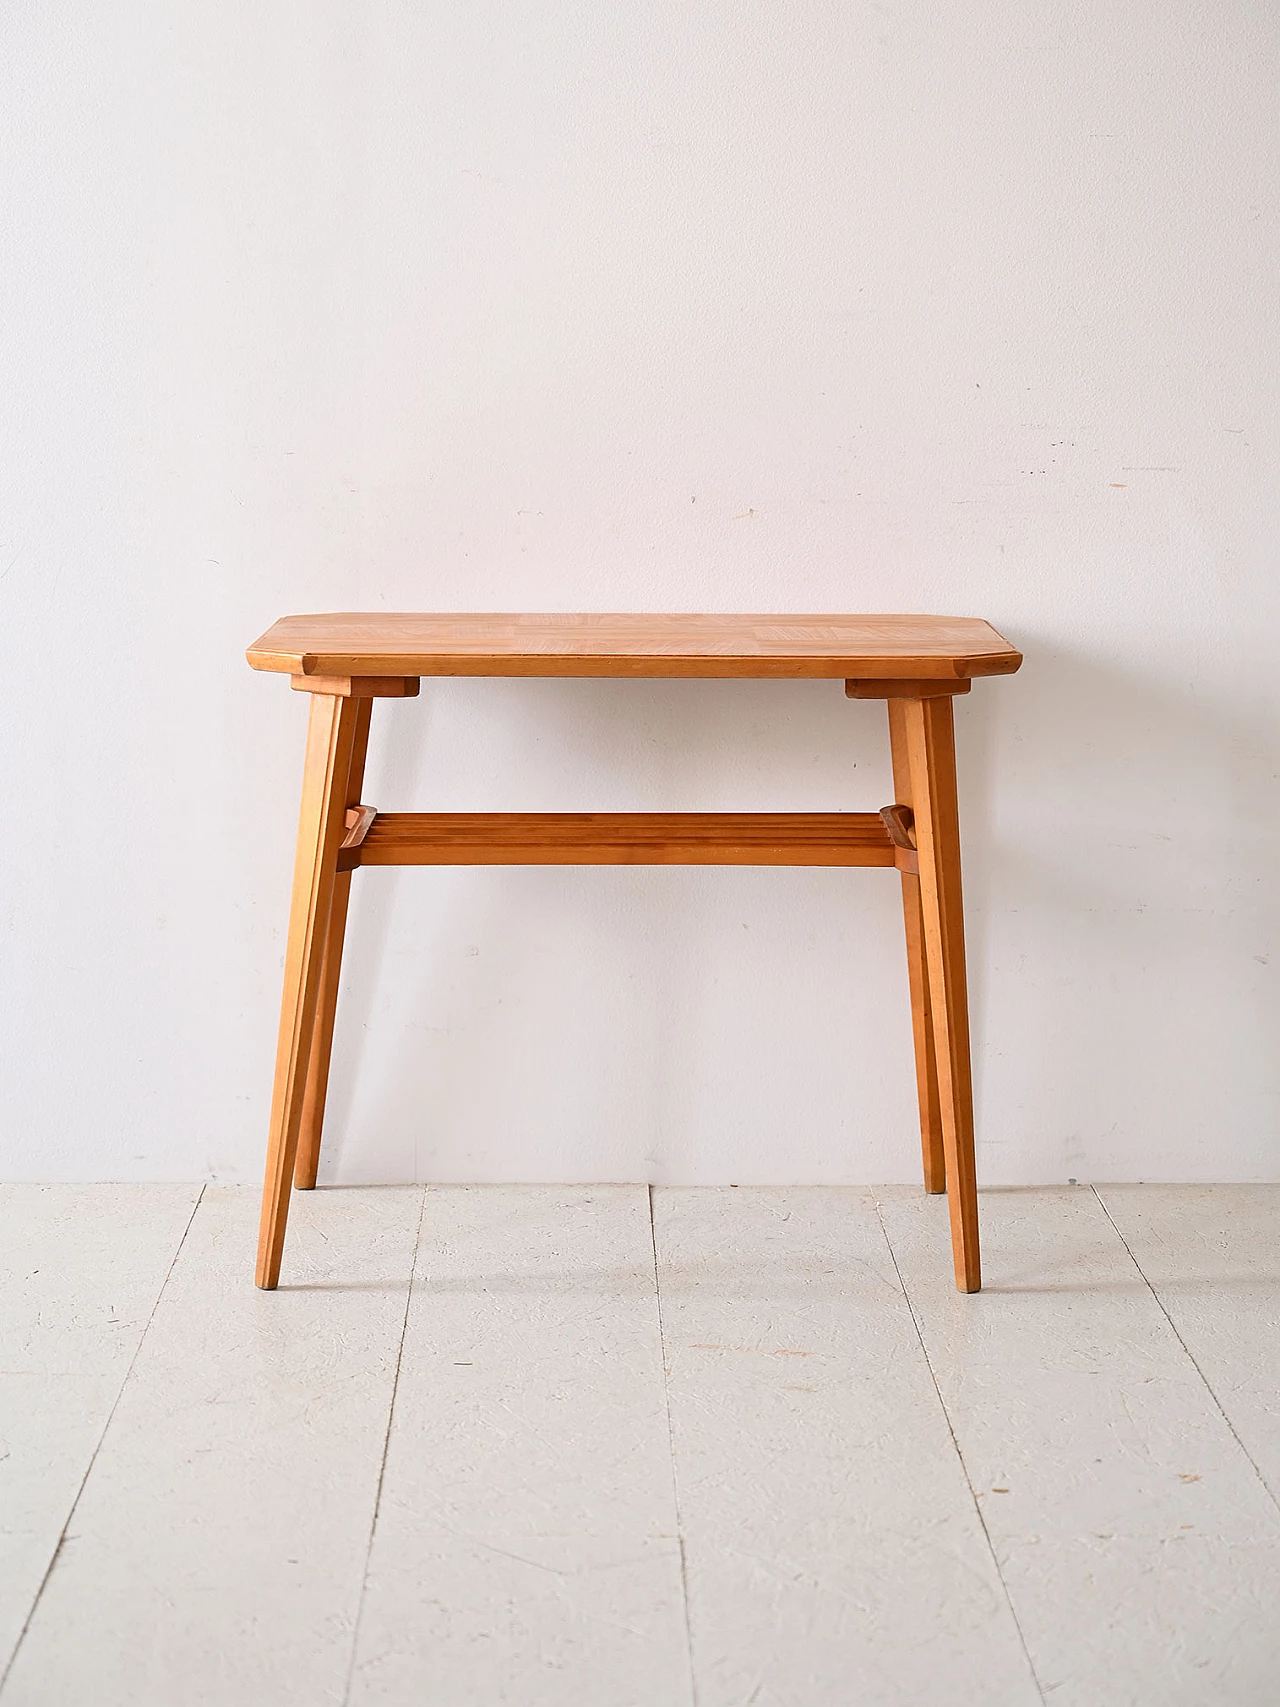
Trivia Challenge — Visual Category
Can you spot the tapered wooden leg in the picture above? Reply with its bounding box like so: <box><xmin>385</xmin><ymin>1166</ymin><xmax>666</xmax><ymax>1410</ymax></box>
<box><xmin>902</xmin><ymin>694</ymin><xmax>980</xmax><ymax>1292</ymax></box>
<box><xmin>256</xmin><ymin>693</ymin><xmax>362</xmax><ymax>1289</ymax></box>
<box><xmin>887</xmin><ymin>701</ymin><xmax>946</xmax><ymax>1195</ymax></box>
<box><xmin>294</xmin><ymin>698</ymin><xmax>374</xmax><ymax>1190</ymax></box>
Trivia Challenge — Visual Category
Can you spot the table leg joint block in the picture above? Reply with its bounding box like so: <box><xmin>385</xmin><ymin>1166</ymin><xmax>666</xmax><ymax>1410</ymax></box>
<box><xmin>291</xmin><ymin>674</ymin><xmax>420</xmax><ymax>698</ymax></box>
<box><xmin>845</xmin><ymin>677</ymin><xmax>972</xmax><ymax>698</ymax></box>
<box><xmin>340</xmin><ymin>804</ymin><xmax>378</xmax><ymax>849</ymax></box>
<box><xmin>880</xmin><ymin>803</ymin><xmax>917</xmax><ymax>849</ymax></box>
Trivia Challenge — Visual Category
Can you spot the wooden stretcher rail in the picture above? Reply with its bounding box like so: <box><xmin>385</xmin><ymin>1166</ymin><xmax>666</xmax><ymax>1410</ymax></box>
<box><xmin>337</xmin><ymin>811</ymin><xmax>910</xmax><ymax>870</ymax></box>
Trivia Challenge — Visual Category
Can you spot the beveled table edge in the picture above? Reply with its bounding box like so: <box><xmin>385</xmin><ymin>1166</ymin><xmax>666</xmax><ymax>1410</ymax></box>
<box><xmin>246</xmin><ymin>614</ymin><xmax>1023</xmax><ymax>682</ymax></box>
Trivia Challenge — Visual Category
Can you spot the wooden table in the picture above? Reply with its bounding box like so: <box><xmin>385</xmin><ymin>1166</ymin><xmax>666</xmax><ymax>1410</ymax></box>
<box><xmin>246</xmin><ymin>613</ymin><xmax>1022</xmax><ymax>1292</ymax></box>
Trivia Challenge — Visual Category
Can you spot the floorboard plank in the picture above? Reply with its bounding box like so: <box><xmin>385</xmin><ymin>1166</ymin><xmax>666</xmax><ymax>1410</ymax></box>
<box><xmin>653</xmin><ymin>1186</ymin><xmax>1039</xmax><ymax>1707</ymax></box>
<box><xmin>877</xmin><ymin>1185</ymin><xmax>1280</xmax><ymax>1707</ymax></box>
<box><xmin>0</xmin><ymin>1185</ymin><xmax>422</xmax><ymax>1707</ymax></box>
<box><xmin>1096</xmin><ymin>1185</ymin><xmax>1280</xmax><ymax>1511</ymax></box>
<box><xmin>347</xmin><ymin>1185</ymin><xmax>691</xmax><ymax>1707</ymax></box>
<box><xmin>0</xmin><ymin>1184</ymin><xmax>202</xmax><ymax>1681</ymax></box>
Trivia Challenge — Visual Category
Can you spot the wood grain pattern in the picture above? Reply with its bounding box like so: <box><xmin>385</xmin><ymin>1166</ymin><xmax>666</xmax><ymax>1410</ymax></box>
<box><xmin>903</xmin><ymin>695</ymin><xmax>979</xmax><ymax>1288</ymax></box>
<box><xmin>294</xmin><ymin>698</ymin><xmax>374</xmax><ymax>1193</ymax></box>
<box><xmin>346</xmin><ymin>811</ymin><xmax>898</xmax><ymax>867</ymax></box>
<box><xmin>248</xmin><ymin>612</ymin><xmax>1022</xmax><ymax>681</ymax></box>
<box><xmin>255</xmin><ymin>693</ymin><xmax>361</xmax><ymax>1287</ymax></box>
<box><xmin>888</xmin><ymin>702</ymin><xmax>945</xmax><ymax>1196</ymax></box>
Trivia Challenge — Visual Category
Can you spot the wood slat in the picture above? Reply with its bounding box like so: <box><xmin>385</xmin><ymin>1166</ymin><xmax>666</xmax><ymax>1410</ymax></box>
<box><xmin>246</xmin><ymin>612</ymin><xmax>1023</xmax><ymax>681</ymax></box>
<box><xmin>346</xmin><ymin>811</ymin><xmax>898</xmax><ymax>868</ymax></box>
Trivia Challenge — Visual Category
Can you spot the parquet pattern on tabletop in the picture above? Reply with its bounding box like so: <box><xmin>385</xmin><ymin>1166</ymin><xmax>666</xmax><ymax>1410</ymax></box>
<box><xmin>246</xmin><ymin>611</ymin><xmax>1023</xmax><ymax>680</ymax></box>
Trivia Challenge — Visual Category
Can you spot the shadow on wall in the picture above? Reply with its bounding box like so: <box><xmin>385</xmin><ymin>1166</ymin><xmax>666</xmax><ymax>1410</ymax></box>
<box><xmin>308</xmin><ymin>647</ymin><xmax>1280</xmax><ymax>1185</ymax></box>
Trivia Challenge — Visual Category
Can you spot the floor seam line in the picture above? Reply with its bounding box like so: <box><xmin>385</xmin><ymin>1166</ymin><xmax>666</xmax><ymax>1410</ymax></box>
<box><xmin>0</xmin><ymin>1182</ymin><xmax>207</xmax><ymax>1699</ymax></box>
<box><xmin>649</xmin><ymin>1184</ymin><xmax>698</xmax><ymax>1707</ymax></box>
<box><xmin>1091</xmin><ymin>1185</ymin><xmax>1280</xmax><ymax>1519</ymax></box>
<box><xmin>341</xmin><ymin>1183</ymin><xmax>428</xmax><ymax>1707</ymax></box>
<box><xmin>871</xmin><ymin>1188</ymin><xmax>1048</xmax><ymax>1707</ymax></box>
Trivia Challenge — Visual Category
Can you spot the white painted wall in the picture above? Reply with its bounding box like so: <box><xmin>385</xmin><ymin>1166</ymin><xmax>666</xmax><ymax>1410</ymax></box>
<box><xmin>3</xmin><ymin>3</ymin><xmax>1278</xmax><ymax>1186</ymax></box>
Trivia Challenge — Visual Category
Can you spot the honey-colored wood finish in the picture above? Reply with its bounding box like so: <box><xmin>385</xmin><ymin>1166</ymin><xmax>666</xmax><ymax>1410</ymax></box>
<box><xmin>294</xmin><ymin>699</ymin><xmax>374</xmax><ymax>1192</ymax></box>
<box><xmin>255</xmin><ymin>693</ymin><xmax>361</xmax><ymax>1287</ymax></box>
<box><xmin>878</xmin><ymin>802</ymin><xmax>917</xmax><ymax>851</ymax></box>
<box><xmin>845</xmin><ymin>677</ymin><xmax>972</xmax><ymax>699</ymax></box>
<box><xmin>248</xmin><ymin>613</ymin><xmax>1021</xmax><ymax>682</ymax></box>
<box><xmin>340</xmin><ymin>803</ymin><xmax>378</xmax><ymax>850</ymax></box>
<box><xmin>887</xmin><ymin>704</ymin><xmax>946</xmax><ymax>1197</ymax></box>
<box><xmin>903</xmin><ymin>695</ymin><xmax>980</xmax><ymax>1290</ymax></box>
<box><xmin>250</xmin><ymin>613</ymin><xmax>1018</xmax><ymax>1293</ymax></box>
<box><xmin>345</xmin><ymin>812</ymin><xmax>899</xmax><ymax>869</ymax></box>
<box><xmin>290</xmin><ymin>675</ymin><xmax>420</xmax><ymax>699</ymax></box>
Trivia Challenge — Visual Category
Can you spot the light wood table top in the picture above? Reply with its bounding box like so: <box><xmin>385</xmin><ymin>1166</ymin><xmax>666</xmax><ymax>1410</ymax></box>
<box><xmin>247</xmin><ymin>612</ymin><xmax>1022</xmax><ymax>682</ymax></box>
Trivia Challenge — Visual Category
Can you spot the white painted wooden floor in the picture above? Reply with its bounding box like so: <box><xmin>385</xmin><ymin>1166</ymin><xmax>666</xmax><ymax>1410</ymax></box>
<box><xmin>2</xmin><ymin>1185</ymin><xmax>1279</xmax><ymax>1706</ymax></box>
